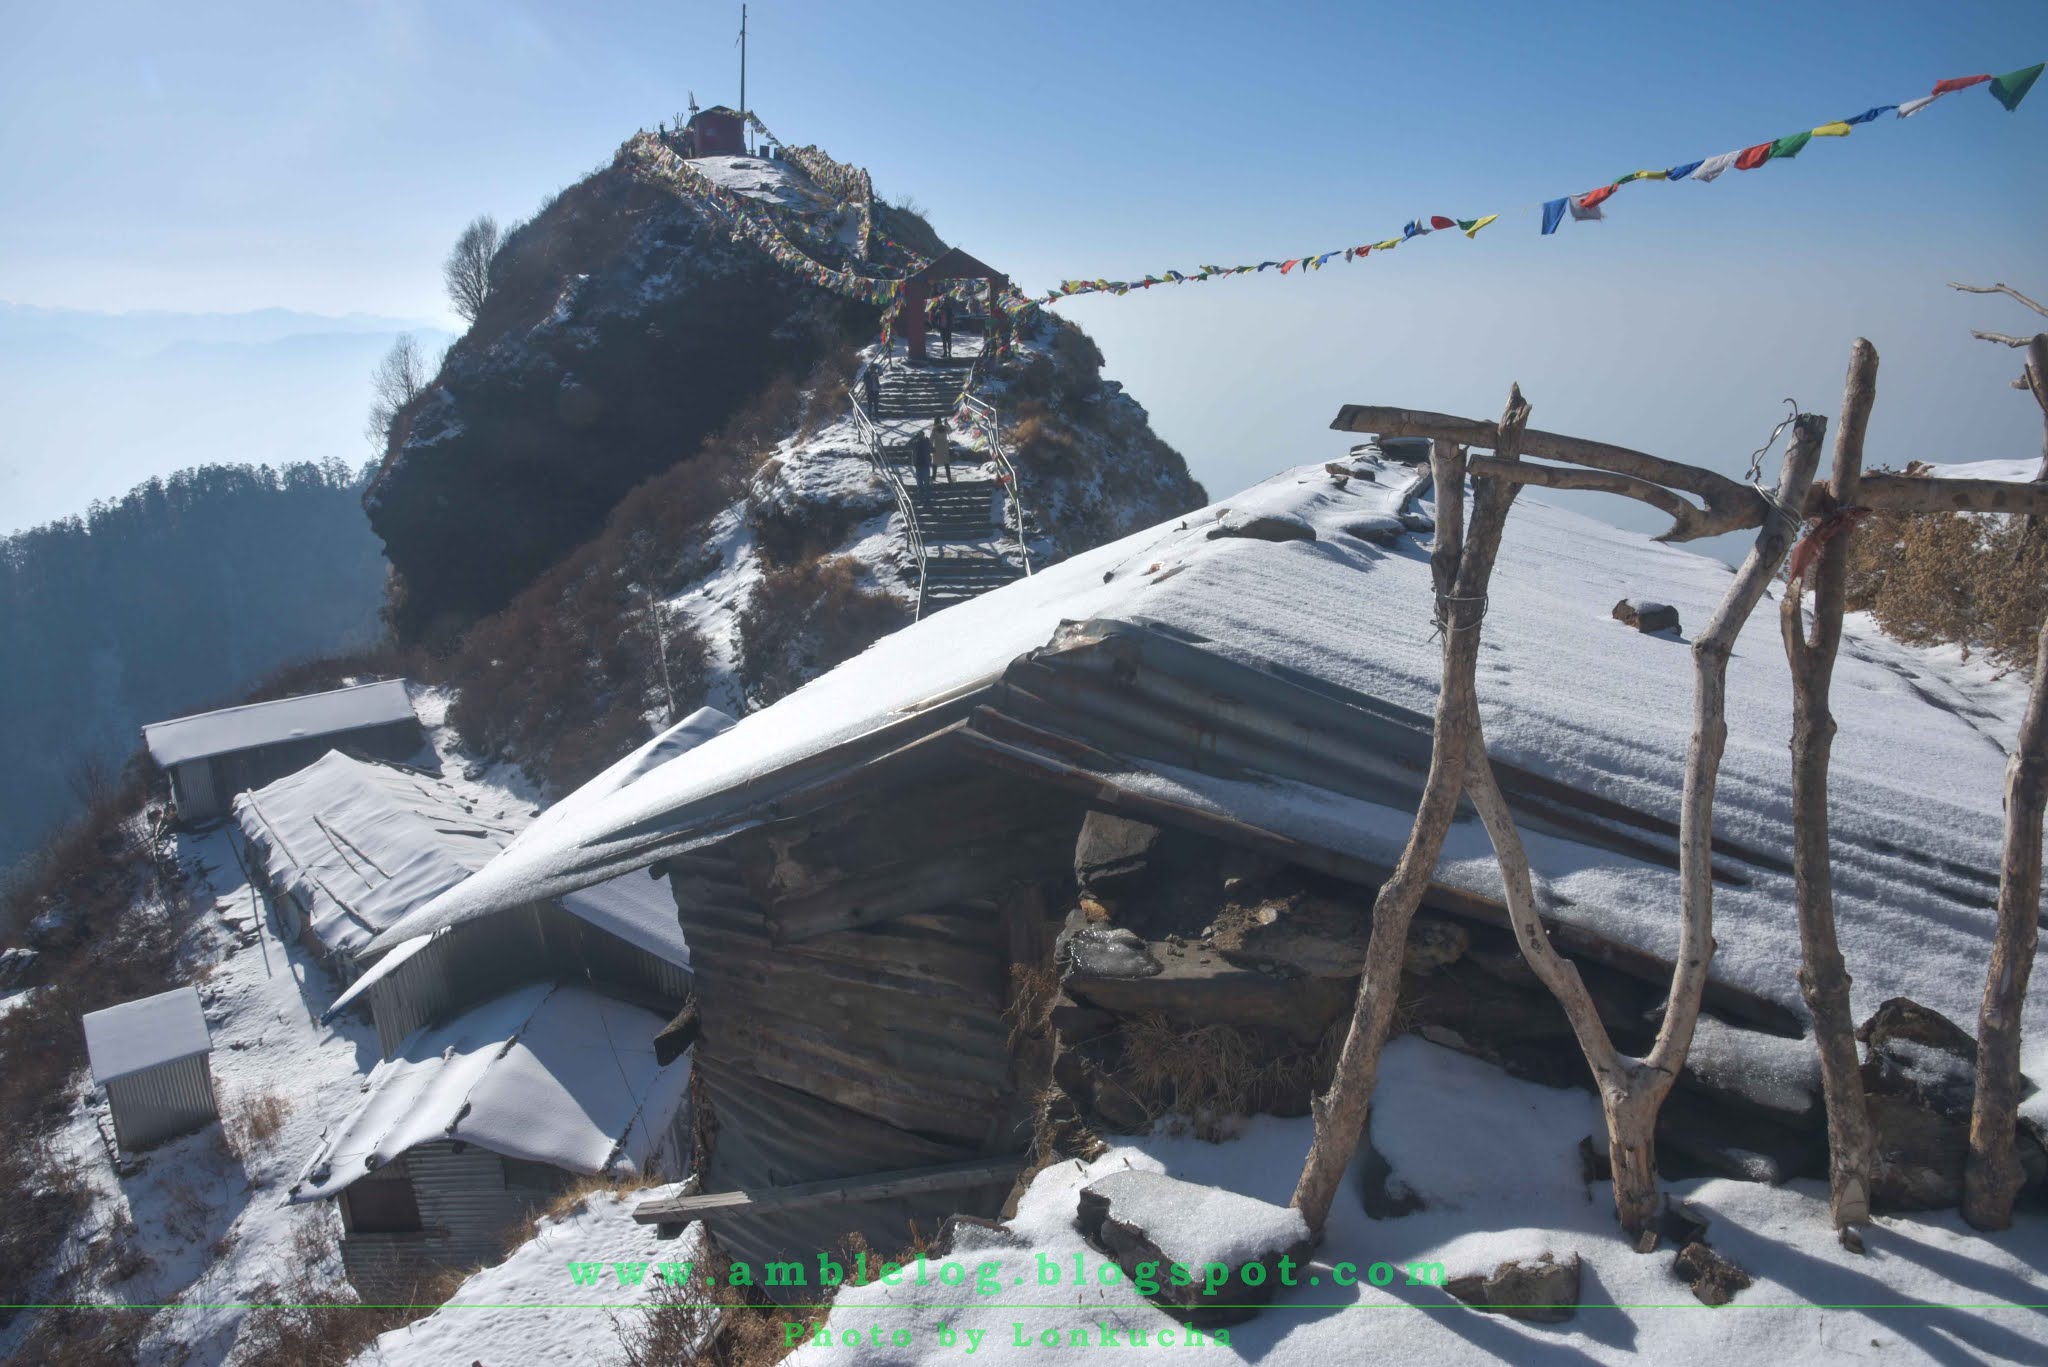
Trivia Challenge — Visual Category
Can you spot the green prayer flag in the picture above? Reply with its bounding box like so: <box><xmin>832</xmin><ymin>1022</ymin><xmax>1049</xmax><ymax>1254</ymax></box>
<box><xmin>1769</xmin><ymin>131</ymin><xmax>1812</xmax><ymax>160</ymax></box>
<box><xmin>1991</xmin><ymin>63</ymin><xmax>2044</xmax><ymax>112</ymax></box>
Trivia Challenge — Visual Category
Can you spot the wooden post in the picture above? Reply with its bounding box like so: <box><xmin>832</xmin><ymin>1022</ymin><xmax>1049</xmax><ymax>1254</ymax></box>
<box><xmin>1604</xmin><ymin>412</ymin><xmax>1826</xmax><ymax>1243</ymax></box>
<box><xmin>1289</xmin><ymin>386</ymin><xmax>1530</xmax><ymax>1239</ymax></box>
<box><xmin>1780</xmin><ymin>340</ymin><xmax>1880</xmax><ymax>1232</ymax></box>
<box><xmin>1964</xmin><ymin>333</ymin><xmax>2048</xmax><ymax>1231</ymax></box>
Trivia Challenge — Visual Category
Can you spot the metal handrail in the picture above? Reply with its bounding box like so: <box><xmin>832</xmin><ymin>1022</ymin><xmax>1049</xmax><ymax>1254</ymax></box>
<box><xmin>955</xmin><ymin>386</ymin><xmax>1033</xmax><ymax>577</ymax></box>
<box><xmin>851</xmin><ymin>365</ymin><xmax>929</xmax><ymax>620</ymax></box>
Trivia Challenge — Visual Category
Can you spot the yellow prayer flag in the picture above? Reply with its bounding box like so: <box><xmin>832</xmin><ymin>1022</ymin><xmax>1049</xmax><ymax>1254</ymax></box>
<box><xmin>1812</xmin><ymin>121</ymin><xmax>1853</xmax><ymax>137</ymax></box>
<box><xmin>1463</xmin><ymin>214</ymin><xmax>1499</xmax><ymax>239</ymax></box>
<box><xmin>1374</xmin><ymin>239</ymin><xmax>1402</xmax><ymax>251</ymax></box>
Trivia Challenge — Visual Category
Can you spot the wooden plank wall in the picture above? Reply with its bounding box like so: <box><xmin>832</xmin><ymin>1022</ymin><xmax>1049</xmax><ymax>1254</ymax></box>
<box><xmin>670</xmin><ymin>763</ymin><xmax>1081</xmax><ymax>1278</ymax></box>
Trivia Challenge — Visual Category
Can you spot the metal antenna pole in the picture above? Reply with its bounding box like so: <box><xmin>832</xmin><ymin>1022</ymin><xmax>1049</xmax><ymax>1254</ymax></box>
<box><xmin>738</xmin><ymin>4</ymin><xmax>748</xmax><ymax>151</ymax></box>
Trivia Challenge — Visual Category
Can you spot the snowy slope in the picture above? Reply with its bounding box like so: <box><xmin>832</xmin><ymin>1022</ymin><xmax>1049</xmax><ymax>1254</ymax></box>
<box><xmin>353</xmin><ymin>1191</ymin><xmax>704</xmax><ymax>1367</ymax></box>
<box><xmin>5</xmin><ymin>689</ymin><xmax>576</xmax><ymax>1367</ymax></box>
<box><xmin>786</xmin><ymin>1037</ymin><xmax>2048</xmax><ymax>1365</ymax></box>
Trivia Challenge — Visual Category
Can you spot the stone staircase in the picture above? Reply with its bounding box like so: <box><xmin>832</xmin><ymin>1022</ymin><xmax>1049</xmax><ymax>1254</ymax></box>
<box><xmin>865</xmin><ymin>357</ymin><xmax>1029</xmax><ymax>614</ymax></box>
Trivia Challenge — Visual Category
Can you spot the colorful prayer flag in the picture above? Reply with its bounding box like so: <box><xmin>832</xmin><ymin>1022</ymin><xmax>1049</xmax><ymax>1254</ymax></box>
<box><xmin>1768</xmin><ymin>131</ymin><xmax>1812</xmax><ymax>159</ymax></box>
<box><xmin>1735</xmin><ymin>141</ymin><xmax>1775</xmax><ymax>170</ymax></box>
<box><xmin>1429</xmin><ymin>215</ymin><xmax>1457</xmax><ymax>229</ymax></box>
<box><xmin>1541</xmin><ymin>197</ymin><xmax>1568</xmax><ymax>234</ymax></box>
<box><xmin>1690</xmin><ymin>151</ymin><xmax>1740</xmax><ymax>182</ymax></box>
<box><xmin>1460</xmin><ymin>215</ymin><xmax>1498</xmax><ymax>238</ymax></box>
<box><xmin>1666</xmin><ymin>159</ymin><xmax>1705</xmax><ymax>181</ymax></box>
<box><xmin>1930</xmin><ymin>74</ymin><xmax>1992</xmax><ymax>96</ymax></box>
<box><xmin>1991</xmin><ymin>63</ymin><xmax>2044</xmax><ymax>111</ymax></box>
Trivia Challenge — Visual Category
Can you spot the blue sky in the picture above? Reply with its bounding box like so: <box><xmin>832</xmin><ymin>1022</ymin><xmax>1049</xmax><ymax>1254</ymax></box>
<box><xmin>4</xmin><ymin>0</ymin><xmax>2046</xmax><ymax>537</ymax></box>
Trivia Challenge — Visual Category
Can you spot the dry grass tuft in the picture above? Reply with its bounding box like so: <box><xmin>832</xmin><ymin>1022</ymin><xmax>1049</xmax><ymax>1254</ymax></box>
<box><xmin>610</xmin><ymin>1248</ymin><xmax>808</xmax><ymax>1367</ymax></box>
<box><xmin>1843</xmin><ymin>485</ymin><xmax>2048</xmax><ymax>673</ymax></box>
<box><xmin>1115</xmin><ymin>1013</ymin><xmax>1341</xmax><ymax>1141</ymax></box>
<box><xmin>226</xmin><ymin>1089</ymin><xmax>291</xmax><ymax>1157</ymax></box>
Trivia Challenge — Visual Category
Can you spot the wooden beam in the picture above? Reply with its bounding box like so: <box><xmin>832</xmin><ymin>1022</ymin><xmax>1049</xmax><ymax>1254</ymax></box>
<box><xmin>1338</xmin><ymin>402</ymin><xmax>2048</xmax><ymax>535</ymax></box>
<box><xmin>633</xmin><ymin>1155</ymin><xmax>1027</xmax><ymax>1223</ymax></box>
<box><xmin>1839</xmin><ymin>473</ymin><xmax>2048</xmax><ymax>519</ymax></box>
<box><xmin>1332</xmin><ymin>403</ymin><xmax>1758</xmax><ymax>542</ymax></box>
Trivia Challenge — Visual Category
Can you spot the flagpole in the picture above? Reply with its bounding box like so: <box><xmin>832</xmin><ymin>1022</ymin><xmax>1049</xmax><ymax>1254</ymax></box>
<box><xmin>739</xmin><ymin>3</ymin><xmax>748</xmax><ymax>153</ymax></box>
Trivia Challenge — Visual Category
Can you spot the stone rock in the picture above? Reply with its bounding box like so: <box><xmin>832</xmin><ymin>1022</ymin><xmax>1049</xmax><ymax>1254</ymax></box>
<box><xmin>1445</xmin><ymin>1253</ymin><xmax>1581</xmax><ymax>1323</ymax></box>
<box><xmin>1402</xmin><ymin>916</ymin><xmax>1469</xmax><ymax>974</ymax></box>
<box><xmin>0</xmin><ymin>946</ymin><xmax>38</xmax><ymax>988</ymax></box>
<box><xmin>1205</xmin><ymin>512</ymin><xmax>1317</xmax><ymax>544</ymax></box>
<box><xmin>1858</xmin><ymin>997</ymin><xmax>1977</xmax><ymax>1057</ymax></box>
<box><xmin>1655</xmin><ymin>1088</ymin><xmax>1824</xmax><ymax>1185</ymax></box>
<box><xmin>1062</xmin><ymin>927</ymin><xmax>1162</xmax><ymax>980</ymax></box>
<box><xmin>1211</xmin><ymin>890</ymin><xmax>1369</xmax><ymax>979</ymax></box>
<box><xmin>1071</xmin><ymin>811</ymin><xmax>1225</xmax><ymax>939</ymax></box>
<box><xmin>1854</xmin><ymin>996</ymin><xmax>2044</xmax><ymax>1208</ymax></box>
<box><xmin>1075</xmin><ymin>1171</ymin><xmax>1311</xmax><ymax>1326</ymax></box>
<box><xmin>1074</xmin><ymin>812</ymin><xmax>1167</xmax><ymax>899</ymax></box>
<box><xmin>1672</xmin><ymin>1241</ymin><xmax>1751</xmax><ymax>1306</ymax></box>
<box><xmin>1065</xmin><ymin>937</ymin><xmax>1352</xmax><ymax>1042</ymax></box>
<box><xmin>1612</xmin><ymin>599</ymin><xmax>1681</xmax><ymax>635</ymax></box>
<box><xmin>1342</xmin><ymin>515</ymin><xmax>1406</xmax><ymax>545</ymax></box>
<box><xmin>1866</xmin><ymin>1091</ymin><xmax>1968</xmax><ymax>1210</ymax></box>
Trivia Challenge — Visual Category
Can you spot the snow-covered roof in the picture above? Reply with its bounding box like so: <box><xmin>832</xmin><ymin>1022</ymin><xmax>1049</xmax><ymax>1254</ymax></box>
<box><xmin>379</xmin><ymin>457</ymin><xmax>2037</xmax><ymax>1060</ymax></box>
<box><xmin>235</xmin><ymin>751</ymin><xmax>524</xmax><ymax>960</ymax></box>
<box><xmin>234</xmin><ymin>750</ymin><xmax>697</xmax><ymax>969</ymax></box>
<box><xmin>142</xmin><ymin>679</ymin><xmax>417</xmax><ymax>768</ymax></box>
<box><xmin>83</xmin><ymin>985</ymin><xmax>211</xmax><ymax>1083</ymax></box>
<box><xmin>291</xmin><ymin>982</ymin><xmax>689</xmax><ymax>1201</ymax></box>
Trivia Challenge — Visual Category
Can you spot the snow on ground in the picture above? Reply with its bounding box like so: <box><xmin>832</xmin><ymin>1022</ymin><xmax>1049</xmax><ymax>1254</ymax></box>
<box><xmin>34</xmin><ymin>819</ymin><xmax>387</xmax><ymax>1365</ymax></box>
<box><xmin>352</xmin><ymin>1190</ymin><xmax>703</xmax><ymax>1366</ymax></box>
<box><xmin>0</xmin><ymin>690</ymin><xmax>561</xmax><ymax>1366</ymax></box>
<box><xmin>787</xmin><ymin>1037</ymin><xmax>2048</xmax><ymax>1365</ymax></box>
<box><xmin>689</xmin><ymin>154</ymin><xmax>828</xmax><ymax>210</ymax></box>
<box><xmin>1926</xmin><ymin>458</ymin><xmax>2040</xmax><ymax>483</ymax></box>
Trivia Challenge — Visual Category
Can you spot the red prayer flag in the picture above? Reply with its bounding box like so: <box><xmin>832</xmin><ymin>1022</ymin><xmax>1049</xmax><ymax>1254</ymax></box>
<box><xmin>1429</xmin><ymin>215</ymin><xmax>1455</xmax><ymax>230</ymax></box>
<box><xmin>1931</xmin><ymin>74</ymin><xmax>1991</xmax><ymax>96</ymax></box>
<box><xmin>1577</xmin><ymin>184</ymin><xmax>1617</xmax><ymax>209</ymax></box>
<box><xmin>1279</xmin><ymin>259</ymin><xmax>1299</xmax><ymax>274</ymax></box>
<box><xmin>1735</xmin><ymin>141</ymin><xmax>1774</xmax><ymax>171</ymax></box>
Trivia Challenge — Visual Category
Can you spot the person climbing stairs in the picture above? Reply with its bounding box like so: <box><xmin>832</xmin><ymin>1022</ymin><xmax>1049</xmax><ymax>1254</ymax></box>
<box><xmin>859</xmin><ymin>353</ymin><xmax>1031</xmax><ymax>614</ymax></box>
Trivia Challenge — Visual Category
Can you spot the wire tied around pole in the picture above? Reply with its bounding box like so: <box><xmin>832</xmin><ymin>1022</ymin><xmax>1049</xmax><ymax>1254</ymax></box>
<box><xmin>1431</xmin><ymin>591</ymin><xmax>1490</xmax><ymax>640</ymax></box>
<box><xmin>1745</xmin><ymin>398</ymin><xmax>1801</xmax><ymax>483</ymax></box>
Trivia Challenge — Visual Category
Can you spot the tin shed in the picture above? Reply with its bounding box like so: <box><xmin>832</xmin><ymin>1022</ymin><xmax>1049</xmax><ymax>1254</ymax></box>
<box><xmin>143</xmin><ymin>679</ymin><xmax>423</xmax><ymax>823</ymax></box>
<box><xmin>83</xmin><ymin>985</ymin><xmax>218</xmax><ymax>1151</ymax></box>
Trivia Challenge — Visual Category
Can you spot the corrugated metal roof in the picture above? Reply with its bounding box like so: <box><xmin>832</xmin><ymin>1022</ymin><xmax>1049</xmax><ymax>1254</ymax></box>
<box><xmin>142</xmin><ymin>679</ymin><xmax>418</xmax><ymax>767</ymax></box>
<box><xmin>83</xmin><ymin>985</ymin><xmax>211</xmax><ymax>1082</ymax></box>
<box><xmin>290</xmin><ymin>983</ymin><xmax>689</xmax><ymax>1201</ymax></box>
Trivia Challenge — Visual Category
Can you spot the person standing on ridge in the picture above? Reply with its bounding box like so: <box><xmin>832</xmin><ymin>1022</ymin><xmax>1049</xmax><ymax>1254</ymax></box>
<box><xmin>932</xmin><ymin>416</ymin><xmax>953</xmax><ymax>484</ymax></box>
<box><xmin>861</xmin><ymin>364</ymin><xmax>881</xmax><ymax>417</ymax></box>
<box><xmin>911</xmin><ymin>426</ymin><xmax>933</xmax><ymax>500</ymax></box>
<box><xmin>939</xmin><ymin>297</ymin><xmax>954</xmax><ymax>361</ymax></box>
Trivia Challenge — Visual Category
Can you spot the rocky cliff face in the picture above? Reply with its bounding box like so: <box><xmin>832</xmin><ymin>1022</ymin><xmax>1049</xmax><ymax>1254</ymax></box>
<box><xmin>369</xmin><ymin>133</ymin><xmax>1205</xmax><ymax>790</ymax></box>
<box><xmin>365</xmin><ymin>162</ymin><xmax>873</xmax><ymax>642</ymax></box>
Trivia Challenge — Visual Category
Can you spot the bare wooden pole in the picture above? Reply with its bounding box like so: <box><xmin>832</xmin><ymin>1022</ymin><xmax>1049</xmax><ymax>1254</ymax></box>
<box><xmin>1290</xmin><ymin>386</ymin><xmax>1530</xmax><ymax>1239</ymax></box>
<box><xmin>1964</xmin><ymin>335</ymin><xmax>2048</xmax><ymax>1231</ymax></box>
<box><xmin>1780</xmin><ymin>339</ymin><xmax>1880</xmax><ymax>1232</ymax></box>
<box><xmin>1617</xmin><ymin>413</ymin><xmax>1828</xmax><ymax>1241</ymax></box>
<box><xmin>1330</xmin><ymin>403</ymin><xmax>2048</xmax><ymax>540</ymax></box>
